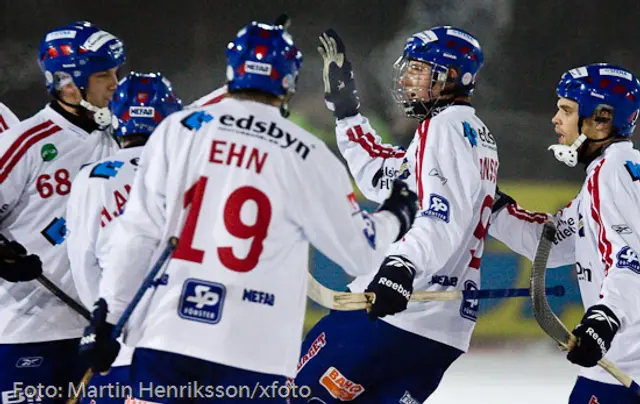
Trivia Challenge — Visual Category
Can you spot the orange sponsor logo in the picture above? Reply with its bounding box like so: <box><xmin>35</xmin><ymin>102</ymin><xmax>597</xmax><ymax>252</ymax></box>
<box><xmin>319</xmin><ymin>366</ymin><xmax>365</xmax><ymax>401</ymax></box>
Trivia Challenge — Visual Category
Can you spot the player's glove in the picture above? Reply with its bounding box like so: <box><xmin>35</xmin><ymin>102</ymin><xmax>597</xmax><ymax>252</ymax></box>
<box><xmin>377</xmin><ymin>179</ymin><xmax>419</xmax><ymax>241</ymax></box>
<box><xmin>0</xmin><ymin>234</ymin><xmax>43</xmax><ymax>282</ymax></box>
<box><xmin>567</xmin><ymin>304</ymin><xmax>620</xmax><ymax>367</ymax></box>
<box><xmin>79</xmin><ymin>298</ymin><xmax>121</xmax><ymax>374</ymax></box>
<box><xmin>318</xmin><ymin>29</ymin><xmax>360</xmax><ymax>120</ymax></box>
<box><xmin>491</xmin><ymin>186</ymin><xmax>516</xmax><ymax>214</ymax></box>
<box><xmin>365</xmin><ymin>255</ymin><xmax>417</xmax><ymax>320</ymax></box>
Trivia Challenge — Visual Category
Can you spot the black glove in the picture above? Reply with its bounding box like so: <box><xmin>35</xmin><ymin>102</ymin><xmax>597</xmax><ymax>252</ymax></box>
<box><xmin>491</xmin><ymin>186</ymin><xmax>516</xmax><ymax>214</ymax></box>
<box><xmin>365</xmin><ymin>255</ymin><xmax>417</xmax><ymax>320</ymax></box>
<box><xmin>567</xmin><ymin>304</ymin><xmax>620</xmax><ymax>367</ymax></box>
<box><xmin>377</xmin><ymin>179</ymin><xmax>419</xmax><ymax>242</ymax></box>
<box><xmin>318</xmin><ymin>29</ymin><xmax>360</xmax><ymax>120</ymax></box>
<box><xmin>79</xmin><ymin>298</ymin><xmax>120</xmax><ymax>374</ymax></box>
<box><xmin>0</xmin><ymin>235</ymin><xmax>43</xmax><ymax>282</ymax></box>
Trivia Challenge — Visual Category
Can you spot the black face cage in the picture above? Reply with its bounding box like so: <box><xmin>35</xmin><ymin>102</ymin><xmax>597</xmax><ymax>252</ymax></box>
<box><xmin>391</xmin><ymin>56</ymin><xmax>452</xmax><ymax>120</ymax></box>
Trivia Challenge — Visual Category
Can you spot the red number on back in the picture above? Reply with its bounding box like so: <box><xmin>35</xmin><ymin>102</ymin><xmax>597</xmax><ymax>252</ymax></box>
<box><xmin>218</xmin><ymin>187</ymin><xmax>271</xmax><ymax>272</ymax></box>
<box><xmin>173</xmin><ymin>176</ymin><xmax>208</xmax><ymax>263</ymax></box>
<box><xmin>174</xmin><ymin>176</ymin><xmax>272</xmax><ymax>273</ymax></box>
<box><xmin>468</xmin><ymin>195</ymin><xmax>494</xmax><ymax>270</ymax></box>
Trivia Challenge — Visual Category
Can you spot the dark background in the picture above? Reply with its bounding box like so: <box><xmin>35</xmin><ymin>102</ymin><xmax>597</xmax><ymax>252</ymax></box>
<box><xmin>2</xmin><ymin>0</ymin><xmax>639</xmax><ymax>182</ymax></box>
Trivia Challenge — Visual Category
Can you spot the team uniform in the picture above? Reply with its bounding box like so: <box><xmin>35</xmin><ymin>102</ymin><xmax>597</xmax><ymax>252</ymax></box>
<box><xmin>0</xmin><ymin>21</ymin><xmax>125</xmax><ymax>400</ymax></box>
<box><xmin>291</xmin><ymin>26</ymin><xmax>496</xmax><ymax>402</ymax></box>
<box><xmin>67</xmin><ymin>71</ymin><xmax>183</xmax><ymax>403</ymax></box>
<box><xmin>490</xmin><ymin>142</ymin><xmax>640</xmax><ymax>402</ymax></box>
<box><xmin>83</xmin><ymin>22</ymin><xmax>415</xmax><ymax>404</ymax></box>
<box><xmin>66</xmin><ymin>148</ymin><xmax>142</xmax><ymax>401</ymax></box>
<box><xmin>490</xmin><ymin>64</ymin><xmax>640</xmax><ymax>403</ymax></box>
<box><xmin>0</xmin><ymin>102</ymin><xmax>119</xmax><ymax>391</ymax></box>
<box><xmin>294</xmin><ymin>104</ymin><xmax>498</xmax><ymax>402</ymax></box>
<box><xmin>0</xmin><ymin>102</ymin><xmax>19</xmax><ymax>134</ymax></box>
<box><xmin>97</xmin><ymin>93</ymin><xmax>408</xmax><ymax>401</ymax></box>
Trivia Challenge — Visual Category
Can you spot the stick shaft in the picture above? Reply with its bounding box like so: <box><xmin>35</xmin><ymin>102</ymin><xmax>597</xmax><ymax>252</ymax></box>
<box><xmin>417</xmin><ymin>286</ymin><xmax>558</xmax><ymax>301</ymax></box>
<box><xmin>37</xmin><ymin>275</ymin><xmax>91</xmax><ymax>321</ymax></box>
<box><xmin>65</xmin><ymin>369</ymin><xmax>94</xmax><ymax>404</ymax></box>
<box><xmin>309</xmin><ymin>272</ymin><xmax>563</xmax><ymax>311</ymax></box>
<box><xmin>114</xmin><ymin>237</ymin><xmax>178</xmax><ymax>335</ymax></box>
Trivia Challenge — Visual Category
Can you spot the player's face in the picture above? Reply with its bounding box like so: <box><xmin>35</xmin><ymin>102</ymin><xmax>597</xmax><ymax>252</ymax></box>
<box><xmin>551</xmin><ymin>97</ymin><xmax>580</xmax><ymax>145</ymax></box>
<box><xmin>86</xmin><ymin>67</ymin><xmax>119</xmax><ymax>108</ymax></box>
<box><xmin>399</xmin><ymin>60</ymin><xmax>445</xmax><ymax>102</ymax></box>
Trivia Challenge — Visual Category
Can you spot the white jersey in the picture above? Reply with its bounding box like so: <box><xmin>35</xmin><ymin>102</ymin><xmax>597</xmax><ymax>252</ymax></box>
<box><xmin>338</xmin><ymin>105</ymin><xmax>499</xmax><ymax>352</ymax></box>
<box><xmin>187</xmin><ymin>85</ymin><xmax>227</xmax><ymax>108</ymax></box>
<box><xmin>0</xmin><ymin>102</ymin><xmax>20</xmax><ymax>134</ymax></box>
<box><xmin>66</xmin><ymin>147</ymin><xmax>143</xmax><ymax>367</ymax></box>
<box><xmin>0</xmin><ymin>103</ymin><xmax>119</xmax><ymax>343</ymax></box>
<box><xmin>489</xmin><ymin>141</ymin><xmax>640</xmax><ymax>386</ymax></box>
<box><xmin>99</xmin><ymin>97</ymin><xmax>402</xmax><ymax>378</ymax></box>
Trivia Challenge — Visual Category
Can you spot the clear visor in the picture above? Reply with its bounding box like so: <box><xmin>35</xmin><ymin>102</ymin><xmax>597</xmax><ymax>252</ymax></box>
<box><xmin>392</xmin><ymin>56</ymin><xmax>450</xmax><ymax>112</ymax></box>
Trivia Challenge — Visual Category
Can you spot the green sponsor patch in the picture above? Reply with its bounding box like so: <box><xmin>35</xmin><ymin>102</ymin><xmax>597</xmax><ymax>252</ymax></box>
<box><xmin>41</xmin><ymin>143</ymin><xmax>58</xmax><ymax>162</ymax></box>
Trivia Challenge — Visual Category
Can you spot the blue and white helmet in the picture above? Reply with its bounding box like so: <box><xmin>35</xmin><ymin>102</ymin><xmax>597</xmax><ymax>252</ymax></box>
<box><xmin>110</xmin><ymin>72</ymin><xmax>183</xmax><ymax>138</ymax></box>
<box><xmin>226</xmin><ymin>21</ymin><xmax>303</xmax><ymax>98</ymax></box>
<box><xmin>557</xmin><ymin>64</ymin><xmax>640</xmax><ymax>137</ymax></box>
<box><xmin>393</xmin><ymin>26</ymin><xmax>484</xmax><ymax>118</ymax></box>
<box><xmin>38</xmin><ymin>21</ymin><xmax>126</xmax><ymax>94</ymax></box>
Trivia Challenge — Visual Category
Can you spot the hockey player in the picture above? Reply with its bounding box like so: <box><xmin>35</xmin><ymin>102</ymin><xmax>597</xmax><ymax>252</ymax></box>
<box><xmin>490</xmin><ymin>64</ymin><xmax>640</xmax><ymax>403</ymax></box>
<box><xmin>292</xmin><ymin>27</ymin><xmax>497</xmax><ymax>402</ymax></box>
<box><xmin>67</xmin><ymin>72</ymin><xmax>182</xmax><ymax>402</ymax></box>
<box><xmin>0</xmin><ymin>102</ymin><xmax>19</xmax><ymax>134</ymax></box>
<box><xmin>78</xmin><ymin>21</ymin><xmax>418</xmax><ymax>403</ymax></box>
<box><xmin>0</xmin><ymin>21</ymin><xmax>123</xmax><ymax>395</ymax></box>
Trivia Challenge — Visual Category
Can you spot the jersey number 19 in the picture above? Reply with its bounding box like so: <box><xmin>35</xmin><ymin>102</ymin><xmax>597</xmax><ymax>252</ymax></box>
<box><xmin>173</xmin><ymin>176</ymin><xmax>272</xmax><ymax>272</ymax></box>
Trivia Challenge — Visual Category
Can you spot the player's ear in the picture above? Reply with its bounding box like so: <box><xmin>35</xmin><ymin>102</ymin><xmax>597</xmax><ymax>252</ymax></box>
<box><xmin>58</xmin><ymin>82</ymin><xmax>83</xmax><ymax>104</ymax></box>
<box><xmin>447</xmin><ymin>67</ymin><xmax>459</xmax><ymax>81</ymax></box>
<box><xmin>593</xmin><ymin>108</ymin><xmax>614</xmax><ymax>133</ymax></box>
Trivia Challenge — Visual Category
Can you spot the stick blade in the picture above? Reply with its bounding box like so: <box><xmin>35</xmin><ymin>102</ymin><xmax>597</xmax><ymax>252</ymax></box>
<box><xmin>529</xmin><ymin>221</ymin><xmax>573</xmax><ymax>346</ymax></box>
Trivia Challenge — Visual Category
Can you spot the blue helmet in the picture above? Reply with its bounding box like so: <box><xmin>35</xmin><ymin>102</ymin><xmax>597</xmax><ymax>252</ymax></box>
<box><xmin>225</xmin><ymin>21</ymin><xmax>303</xmax><ymax>97</ymax></box>
<box><xmin>38</xmin><ymin>21</ymin><xmax>126</xmax><ymax>94</ymax></box>
<box><xmin>401</xmin><ymin>26</ymin><xmax>483</xmax><ymax>95</ymax></box>
<box><xmin>557</xmin><ymin>64</ymin><xmax>640</xmax><ymax>137</ymax></box>
<box><xmin>110</xmin><ymin>72</ymin><xmax>183</xmax><ymax>138</ymax></box>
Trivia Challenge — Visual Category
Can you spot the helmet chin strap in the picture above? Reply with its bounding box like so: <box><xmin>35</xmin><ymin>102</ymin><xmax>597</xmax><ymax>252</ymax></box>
<box><xmin>79</xmin><ymin>99</ymin><xmax>112</xmax><ymax>127</ymax></box>
<box><xmin>548</xmin><ymin>134</ymin><xmax>587</xmax><ymax>167</ymax></box>
<box><xmin>55</xmin><ymin>92</ymin><xmax>113</xmax><ymax>128</ymax></box>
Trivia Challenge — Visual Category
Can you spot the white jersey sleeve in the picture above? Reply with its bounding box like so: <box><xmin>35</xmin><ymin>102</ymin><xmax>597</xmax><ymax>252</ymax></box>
<box><xmin>488</xmin><ymin>200</ymin><xmax>577</xmax><ymax>268</ymax></box>
<box><xmin>66</xmin><ymin>166</ymin><xmax>102</xmax><ymax>307</ymax></box>
<box><xmin>0</xmin><ymin>103</ymin><xmax>19</xmax><ymax>134</ymax></box>
<box><xmin>0</xmin><ymin>126</ymin><xmax>35</xmax><ymax>222</ymax></box>
<box><xmin>290</xmin><ymin>141</ymin><xmax>400</xmax><ymax>277</ymax></box>
<box><xmin>592</xmin><ymin>161</ymin><xmax>640</xmax><ymax>329</ymax></box>
<box><xmin>335</xmin><ymin>114</ymin><xmax>411</xmax><ymax>202</ymax></box>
